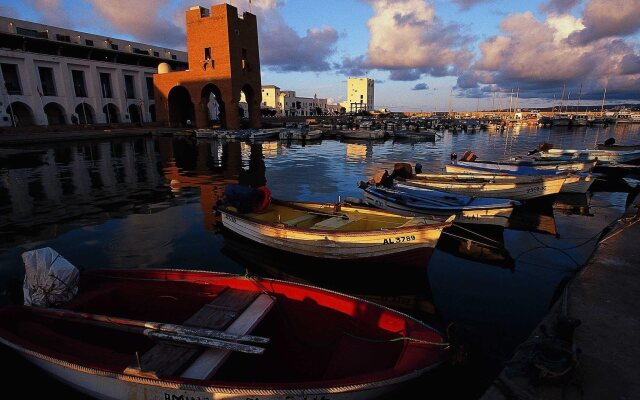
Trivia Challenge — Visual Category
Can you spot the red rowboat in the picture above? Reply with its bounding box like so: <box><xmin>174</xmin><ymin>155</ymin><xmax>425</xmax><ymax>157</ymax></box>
<box><xmin>0</xmin><ymin>269</ymin><xmax>446</xmax><ymax>399</ymax></box>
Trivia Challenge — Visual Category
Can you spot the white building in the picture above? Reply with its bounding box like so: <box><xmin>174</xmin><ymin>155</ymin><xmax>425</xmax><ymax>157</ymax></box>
<box><xmin>260</xmin><ymin>85</ymin><xmax>338</xmax><ymax>116</ymax></box>
<box><xmin>0</xmin><ymin>16</ymin><xmax>187</xmax><ymax>127</ymax></box>
<box><xmin>344</xmin><ymin>77</ymin><xmax>374</xmax><ymax>113</ymax></box>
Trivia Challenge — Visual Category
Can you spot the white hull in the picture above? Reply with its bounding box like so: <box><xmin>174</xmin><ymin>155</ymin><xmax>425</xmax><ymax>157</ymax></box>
<box><xmin>219</xmin><ymin>210</ymin><xmax>447</xmax><ymax>260</ymax></box>
<box><xmin>6</xmin><ymin>341</ymin><xmax>416</xmax><ymax>400</ymax></box>
<box><xmin>362</xmin><ymin>190</ymin><xmax>513</xmax><ymax>227</ymax></box>
<box><xmin>448</xmin><ymin>160</ymin><xmax>595</xmax><ymax>174</ymax></box>
<box><xmin>405</xmin><ymin>175</ymin><xmax>569</xmax><ymax>200</ymax></box>
<box><xmin>538</xmin><ymin>149</ymin><xmax>640</xmax><ymax>163</ymax></box>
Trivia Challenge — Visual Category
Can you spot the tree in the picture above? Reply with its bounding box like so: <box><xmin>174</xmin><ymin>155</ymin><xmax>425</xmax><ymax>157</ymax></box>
<box><xmin>315</xmin><ymin>107</ymin><xmax>323</xmax><ymax>116</ymax></box>
<box><xmin>340</xmin><ymin>107</ymin><xmax>346</xmax><ymax>115</ymax></box>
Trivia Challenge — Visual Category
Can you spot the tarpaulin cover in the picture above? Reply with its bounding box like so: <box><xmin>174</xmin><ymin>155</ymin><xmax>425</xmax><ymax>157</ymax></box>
<box><xmin>22</xmin><ymin>247</ymin><xmax>79</xmax><ymax>307</ymax></box>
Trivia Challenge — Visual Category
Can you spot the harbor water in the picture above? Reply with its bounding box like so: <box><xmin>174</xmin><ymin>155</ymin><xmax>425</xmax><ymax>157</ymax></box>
<box><xmin>1</xmin><ymin>124</ymin><xmax>639</xmax><ymax>398</ymax></box>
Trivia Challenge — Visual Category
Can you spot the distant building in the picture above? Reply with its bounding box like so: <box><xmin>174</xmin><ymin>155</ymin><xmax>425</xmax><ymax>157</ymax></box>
<box><xmin>344</xmin><ymin>77</ymin><xmax>374</xmax><ymax>113</ymax></box>
<box><xmin>0</xmin><ymin>15</ymin><xmax>187</xmax><ymax>127</ymax></box>
<box><xmin>260</xmin><ymin>85</ymin><xmax>338</xmax><ymax>116</ymax></box>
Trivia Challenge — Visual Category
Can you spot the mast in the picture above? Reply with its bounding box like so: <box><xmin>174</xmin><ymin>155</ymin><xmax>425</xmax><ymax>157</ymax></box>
<box><xmin>600</xmin><ymin>84</ymin><xmax>607</xmax><ymax>116</ymax></box>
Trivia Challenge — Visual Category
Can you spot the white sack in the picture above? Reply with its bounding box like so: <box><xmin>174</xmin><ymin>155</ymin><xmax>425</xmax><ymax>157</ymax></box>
<box><xmin>22</xmin><ymin>247</ymin><xmax>79</xmax><ymax>307</ymax></box>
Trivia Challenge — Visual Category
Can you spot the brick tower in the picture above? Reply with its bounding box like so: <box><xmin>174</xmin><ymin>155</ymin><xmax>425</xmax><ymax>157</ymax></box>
<box><xmin>154</xmin><ymin>4</ymin><xmax>262</xmax><ymax>129</ymax></box>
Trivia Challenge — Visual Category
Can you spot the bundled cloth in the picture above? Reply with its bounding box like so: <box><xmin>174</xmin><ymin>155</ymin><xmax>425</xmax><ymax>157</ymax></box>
<box><xmin>22</xmin><ymin>247</ymin><xmax>79</xmax><ymax>307</ymax></box>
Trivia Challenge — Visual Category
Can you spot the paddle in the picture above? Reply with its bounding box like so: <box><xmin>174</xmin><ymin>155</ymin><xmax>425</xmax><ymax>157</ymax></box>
<box><xmin>26</xmin><ymin>306</ymin><xmax>268</xmax><ymax>354</ymax></box>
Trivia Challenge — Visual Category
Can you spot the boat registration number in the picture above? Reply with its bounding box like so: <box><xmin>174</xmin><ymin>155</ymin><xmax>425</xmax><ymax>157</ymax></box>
<box><xmin>224</xmin><ymin>214</ymin><xmax>237</xmax><ymax>223</ymax></box>
<box><xmin>526</xmin><ymin>186</ymin><xmax>546</xmax><ymax>194</ymax></box>
<box><xmin>383</xmin><ymin>235</ymin><xmax>416</xmax><ymax>244</ymax></box>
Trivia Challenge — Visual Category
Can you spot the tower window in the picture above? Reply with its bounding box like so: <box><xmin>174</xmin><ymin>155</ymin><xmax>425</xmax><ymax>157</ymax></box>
<box><xmin>204</xmin><ymin>47</ymin><xmax>211</xmax><ymax>60</ymax></box>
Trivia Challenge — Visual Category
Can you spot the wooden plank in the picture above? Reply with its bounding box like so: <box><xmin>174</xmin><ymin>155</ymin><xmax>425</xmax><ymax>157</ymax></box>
<box><xmin>125</xmin><ymin>288</ymin><xmax>259</xmax><ymax>378</ymax></box>
<box><xmin>180</xmin><ymin>294</ymin><xmax>274</xmax><ymax>380</ymax></box>
<box><xmin>310</xmin><ymin>216</ymin><xmax>354</xmax><ymax>230</ymax></box>
<box><xmin>283</xmin><ymin>214</ymin><xmax>317</xmax><ymax>226</ymax></box>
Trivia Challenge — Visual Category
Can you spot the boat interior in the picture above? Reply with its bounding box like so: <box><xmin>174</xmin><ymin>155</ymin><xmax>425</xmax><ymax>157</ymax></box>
<box><xmin>237</xmin><ymin>201</ymin><xmax>439</xmax><ymax>231</ymax></box>
<box><xmin>0</xmin><ymin>270</ymin><xmax>442</xmax><ymax>389</ymax></box>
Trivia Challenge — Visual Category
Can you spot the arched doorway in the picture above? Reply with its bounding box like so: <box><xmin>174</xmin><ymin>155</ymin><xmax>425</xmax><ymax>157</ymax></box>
<box><xmin>168</xmin><ymin>86</ymin><xmax>194</xmax><ymax>127</ymax></box>
<box><xmin>6</xmin><ymin>102</ymin><xmax>35</xmax><ymax>127</ymax></box>
<box><xmin>75</xmin><ymin>103</ymin><xmax>95</xmax><ymax>124</ymax></box>
<box><xmin>44</xmin><ymin>102</ymin><xmax>66</xmax><ymax>125</ymax></box>
<box><xmin>128</xmin><ymin>104</ymin><xmax>142</xmax><ymax>124</ymax></box>
<box><xmin>240</xmin><ymin>84</ymin><xmax>256</xmax><ymax>128</ymax></box>
<box><xmin>103</xmin><ymin>103</ymin><xmax>119</xmax><ymax>123</ymax></box>
<box><xmin>149</xmin><ymin>104</ymin><xmax>156</xmax><ymax>122</ymax></box>
<box><xmin>201</xmin><ymin>84</ymin><xmax>225</xmax><ymax>128</ymax></box>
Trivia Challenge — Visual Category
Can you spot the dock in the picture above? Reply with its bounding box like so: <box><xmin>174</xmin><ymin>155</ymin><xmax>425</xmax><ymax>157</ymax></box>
<box><xmin>481</xmin><ymin>191</ymin><xmax>640</xmax><ymax>400</ymax></box>
<box><xmin>0</xmin><ymin>127</ymin><xmax>187</xmax><ymax>146</ymax></box>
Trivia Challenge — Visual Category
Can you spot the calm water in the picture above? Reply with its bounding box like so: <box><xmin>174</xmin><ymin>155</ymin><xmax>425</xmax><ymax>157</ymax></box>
<box><xmin>1</xmin><ymin>124</ymin><xmax>639</xmax><ymax>398</ymax></box>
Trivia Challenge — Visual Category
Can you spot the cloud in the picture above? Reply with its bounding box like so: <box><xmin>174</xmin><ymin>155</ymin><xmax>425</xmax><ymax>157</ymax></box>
<box><xmin>258</xmin><ymin>10</ymin><xmax>339</xmax><ymax>72</ymax></box>
<box><xmin>412</xmin><ymin>83</ymin><xmax>429</xmax><ymax>90</ymax></box>
<box><xmin>24</xmin><ymin>0</ymin><xmax>73</xmax><ymax>27</ymax></box>
<box><xmin>539</xmin><ymin>0</ymin><xmax>582</xmax><ymax>14</ymax></box>
<box><xmin>452</xmin><ymin>0</ymin><xmax>495</xmax><ymax>9</ymax></box>
<box><xmin>459</xmin><ymin>11</ymin><xmax>640</xmax><ymax>100</ymax></box>
<box><xmin>568</xmin><ymin>0</ymin><xmax>640</xmax><ymax>45</ymax></box>
<box><xmin>86</xmin><ymin>0</ymin><xmax>185</xmax><ymax>47</ymax></box>
<box><xmin>337</xmin><ymin>0</ymin><xmax>472</xmax><ymax>81</ymax></box>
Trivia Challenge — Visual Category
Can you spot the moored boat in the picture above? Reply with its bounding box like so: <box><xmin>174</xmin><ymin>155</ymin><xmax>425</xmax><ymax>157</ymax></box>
<box><xmin>536</xmin><ymin>148</ymin><xmax>640</xmax><ymax>163</ymax></box>
<box><xmin>406</xmin><ymin>173</ymin><xmax>579</xmax><ymax>199</ymax></box>
<box><xmin>0</xmin><ymin>265</ymin><xmax>447</xmax><ymax>400</ymax></box>
<box><xmin>360</xmin><ymin>182</ymin><xmax>518</xmax><ymax>227</ymax></box>
<box><xmin>446</xmin><ymin>159</ymin><xmax>595</xmax><ymax>176</ymax></box>
<box><xmin>218</xmin><ymin>198</ymin><xmax>453</xmax><ymax>263</ymax></box>
<box><xmin>340</xmin><ymin>129</ymin><xmax>386</xmax><ymax>140</ymax></box>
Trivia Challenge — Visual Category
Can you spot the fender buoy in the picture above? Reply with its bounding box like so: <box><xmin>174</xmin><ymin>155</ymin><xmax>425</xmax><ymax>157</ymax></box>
<box><xmin>252</xmin><ymin>186</ymin><xmax>271</xmax><ymax>213</ymax></box>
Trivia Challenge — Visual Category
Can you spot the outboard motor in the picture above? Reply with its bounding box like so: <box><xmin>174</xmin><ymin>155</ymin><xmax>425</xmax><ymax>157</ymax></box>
<box><xmin>415</xmin><ymin>163</ymin><xmax>423</xmax><ymax>174</ymax></box>
<box><xmin>450</xmin><ymin>152</ymin><xmax>458</xmax><ymax>163</ymax></box>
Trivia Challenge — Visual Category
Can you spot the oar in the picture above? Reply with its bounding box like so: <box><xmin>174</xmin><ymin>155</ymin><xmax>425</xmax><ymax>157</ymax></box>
<box><xmin>27</xmin><ymin>307</ymin><xmax>268</xmax><ymax>353</ymax></box>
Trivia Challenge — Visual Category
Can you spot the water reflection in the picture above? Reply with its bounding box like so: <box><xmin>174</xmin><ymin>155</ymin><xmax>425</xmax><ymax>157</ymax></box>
<box><xmin>0</xmin><ymin>124</ymin><xmax>638</xmax><ymax>398</ymax></box>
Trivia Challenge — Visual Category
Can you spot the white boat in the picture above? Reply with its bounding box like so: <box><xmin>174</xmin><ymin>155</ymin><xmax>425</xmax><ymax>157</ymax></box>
<box><xmin>404</xmin><ymin>173</ymin><xmax>570</xmax><ymax>200</ymax></box>
<box><xmin>361</xmin><ymin>183</ymin><xmax>518</xmax><ymax>227</ymax></box>
<box><xmin>551</xmin><ymin>114</ymin><xmax>571</xmax><ymax>126</ymax></box>
<box><xmin>250</xmin><ymin>128</ymin><xmax>282</xmax><ymax>140</ymax></box>
<box><xmin>537</xmin><ymin>149</ymin><xmax>640</xmax><ymax>163</ymax></box>
<box><xmin>446</xmin><ymin>160</ymin><xmax>595</xmax><ymax>175</ymax></box>
<box><xmin>195</xmin><ymin>129</ymin><xmax>237</xmax><ymax>139</ymax></box>
<box><xmin>219</xmin><ymin>198</ymin><xmax>453</xmax><ymax>263</ymax></box>
<box><xmin>279</xmin><ymin>129</ymin><xmax>322</xmax><ymax>140</ymax></box>
<box><xmin>410</xmin><ymin>173</ymin><xmax>593</xmax><ymax>197</ymax></box>
<box><xmin>606</xmin><ymin>109</ymin><xmax>640</xmax><ymax>124</ymax></box>
<box><xmin>571</xmin><ymin>114</ymin><xmax>589</xmax><ymax>126</ymax></box>
<box><xmin>340</xmin><ymin>130</ymin><xmax>386</xmax><ymax>140</ymax></box>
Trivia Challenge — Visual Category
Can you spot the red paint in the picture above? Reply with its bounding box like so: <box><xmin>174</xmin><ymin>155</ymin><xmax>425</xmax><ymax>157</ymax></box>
<box><xmin>0</xmin><ymin>269</ymin><xmax>445</xmax><ymax>390</ymax></box>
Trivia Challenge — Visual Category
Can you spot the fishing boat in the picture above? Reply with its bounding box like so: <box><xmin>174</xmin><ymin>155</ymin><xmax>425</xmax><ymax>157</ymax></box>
<box><xmin>406</xmin><ymin>173</ymin><xmax>580</xmax><ymax>199</ymax></box>
<box><xmin>340</xmin><ymin>129</ymin><xmax>386</xmax><ymax>140</ymax></box>
<box><xmin>446</xmin><ymin>159</ymin><xmax>595</xmax><ymax>175</ymax></box>
<box><xmin>570</xmin><ymin>114</ymin><xmax>589</xmax><ymax>127</ymax></box>
<box><xmin>536</xmin><ymin>148</ymin><xmax>640</xmax><ymax>163</ymax></box>
<box><xmin>279</xmin><ymin>129</ymin><xmax>322</xmax><ymax>140</ymax></box>
<box><xmin>0</xmin><ymin>265</ymin><xmax>447</xmax><ymax>400</ymax></box>
<box><xmin>218</xmin><ymin>199</ymin><xmax>453</xmax><ymax>263</ymax></box>
<box><xmin>250</xmin><ymin>128</ymin><xmax>282</xmax><ymax>141</ymax></box>
<box><xmin>551</xmin><ymin>113</ymin><xmax>572</xmax><ymax>127</ymax></box>
<box><xmin>360</xmin><ymin>182</ymin><xmax>518</xmax><ymax>227</ymax></box>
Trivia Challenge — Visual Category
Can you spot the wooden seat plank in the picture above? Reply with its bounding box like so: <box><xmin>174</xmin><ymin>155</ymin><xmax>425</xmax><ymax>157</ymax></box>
<box><xmin>125</xmin><ymin>288</ymin><xmax>259</xmax><ymax>378</ymax></box>
<box><xmin>180</xmin><ymin>294</ymin><xmax>274</xmax><ymax>380</ymax></box>
<box><xmin>310</xmin><ymin>216</ymin><xmax>354</xmax><ymax>230</ymax></box>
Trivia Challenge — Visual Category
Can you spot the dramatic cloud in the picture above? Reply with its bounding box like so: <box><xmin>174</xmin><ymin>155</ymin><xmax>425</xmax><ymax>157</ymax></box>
<box><xmin>356</xmin><ymin>0</ymin><xmax>471</xmax><ymax>80</ymax></box>
<box><xmin>25</xmin><ymin>0</ymin><xmax>72</xmax><ymax>27</ymax></box>
<box><xmin>459</xmin><ymin>11</ymin><xmax>640</xmax><ymax>100</ymax></box>
<box><xmin>412</xmin><ymin>83</ymin><xmax>429</xmax><ymax>90</ymax></box>
<box><xmin>539</xmin><ymin>0</ymin><xmax>582</xmax><ymax>14</ymax></box>
<box><xmin>258</xmin><ymin>10</ymin><xmax>339</xmax><ymax>72</ymax></box>
<box><xmin>568</xmin><ymin>0</ymin><xmax>640</xmax><ymax>45</ymax></box>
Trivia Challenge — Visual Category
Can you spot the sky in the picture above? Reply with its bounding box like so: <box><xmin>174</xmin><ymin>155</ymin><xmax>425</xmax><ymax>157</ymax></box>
<box><xmin>1</xmin><ymin>0</ymin><xmax>639</xmax><ymax>111</ymax></box>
